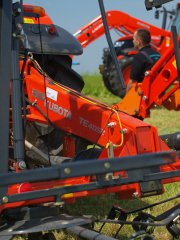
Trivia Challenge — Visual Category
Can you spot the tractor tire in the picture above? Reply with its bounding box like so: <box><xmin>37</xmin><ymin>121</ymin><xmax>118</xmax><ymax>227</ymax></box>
<box><xmin>101</xmin><ymin>56</ymin><xmax>133</xmax><ymax>98</ymax></box>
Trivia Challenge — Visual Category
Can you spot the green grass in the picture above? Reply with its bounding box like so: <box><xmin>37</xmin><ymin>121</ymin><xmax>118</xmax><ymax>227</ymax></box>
<box><xmin>82</xmin><ymin>73</ymin><xmax>120</xmax><ymax>105</ymax></box>
<box><xmin>144</xmin><ymin>107</ymin><xmax>180</xmax><ymax>135</ymax></box>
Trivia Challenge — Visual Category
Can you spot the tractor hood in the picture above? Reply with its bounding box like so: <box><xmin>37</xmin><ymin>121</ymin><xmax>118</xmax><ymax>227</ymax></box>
<box><xmin>19</xmin><ymin>24</ymin><xmax>83</xmax><ymax>56</ymax></box>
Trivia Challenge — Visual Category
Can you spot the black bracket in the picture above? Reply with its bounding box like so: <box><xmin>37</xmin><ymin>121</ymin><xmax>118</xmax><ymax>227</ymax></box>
<box><xmin>145</xmin><ymin>0</ymin><xmax>174</xmax><ymax>10</ymax></box>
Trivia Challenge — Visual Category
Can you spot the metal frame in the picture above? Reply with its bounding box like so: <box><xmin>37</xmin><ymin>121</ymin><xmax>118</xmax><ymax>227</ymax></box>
<box><xmin>0</xmin><ymin>151</ymin><xmax>178</xmax><ymax>203</ymax></box>
<box><xmin>0</xmin><ymin>0</ymin><xmax>12</xmax><ymax>174</ymax></box>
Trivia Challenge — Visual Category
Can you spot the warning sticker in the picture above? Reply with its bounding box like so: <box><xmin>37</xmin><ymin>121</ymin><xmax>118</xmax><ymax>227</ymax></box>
<box><xmin>172</xmin><ymin>60</ymin><xmax>177</xmax><ymax>69</ymax></box>
<box><xmin>46</xmin><ymin>87</ymin><xmax>58</xmax><ymax>101</ymax></box>
<box><xmin>23</xmin><ymin>18</ymin><xmax>34</xmax><ymax>24</ymax></box>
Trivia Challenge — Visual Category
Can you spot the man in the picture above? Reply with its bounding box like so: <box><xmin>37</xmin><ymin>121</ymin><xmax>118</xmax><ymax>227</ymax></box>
<box><xmin>126</xmin><ymin>28</ymin><xmax>161</xmax><ymax>93</ymax></box>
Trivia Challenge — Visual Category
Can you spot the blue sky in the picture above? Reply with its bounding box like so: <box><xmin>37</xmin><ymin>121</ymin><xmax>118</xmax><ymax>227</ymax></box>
<box><xmin>24</xmin><ymin>0</ymin><xmax>179</xmax><ymax>74</ymax></box>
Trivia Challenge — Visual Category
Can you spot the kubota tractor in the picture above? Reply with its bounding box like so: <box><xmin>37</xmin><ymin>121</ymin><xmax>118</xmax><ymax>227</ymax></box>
<box><xmin>75</xmin><ymin>2</ymin><xmax>180</xmax><ymax>97</ymax></box>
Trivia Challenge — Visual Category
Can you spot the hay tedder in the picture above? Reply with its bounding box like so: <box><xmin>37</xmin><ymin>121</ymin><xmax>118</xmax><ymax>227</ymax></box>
<box><xmin>0</xmin><ymin>0</ymin><xmax>179</xmax><ymax>239</ymax></box>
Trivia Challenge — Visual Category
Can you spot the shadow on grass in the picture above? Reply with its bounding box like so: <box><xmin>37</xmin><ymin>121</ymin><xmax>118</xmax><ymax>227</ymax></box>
<box><xmin>64</xmin><ymin>193</ymin><xmax>150</xmax><ymax>218</ymax></box>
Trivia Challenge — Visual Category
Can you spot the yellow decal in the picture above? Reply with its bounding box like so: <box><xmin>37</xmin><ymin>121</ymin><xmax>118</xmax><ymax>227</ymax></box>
<box><xmin>54</xmin><ymin>184</ymin><xmax>74</xmax><ymax>199</ymax></box>
<box><xmin>23</xmin><ymin>18</ymin><xmax>34</xmax><ymax>24</ymax></box>
<box><xmin>172</xmin><ymin>60</ymin><xmax>177</xmax><ymax>69</ymax></box>
<box><xmin>62</xmin><ymin>192</ymin><xmax>74</xmax><ymax>199</ymax></box>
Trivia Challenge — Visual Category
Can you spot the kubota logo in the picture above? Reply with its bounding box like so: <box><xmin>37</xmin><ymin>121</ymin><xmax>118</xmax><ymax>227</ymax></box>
<box><xmin>44</xmin><ymin>100</ymin><xmax>72</xmax><ymax>120</ymax></box>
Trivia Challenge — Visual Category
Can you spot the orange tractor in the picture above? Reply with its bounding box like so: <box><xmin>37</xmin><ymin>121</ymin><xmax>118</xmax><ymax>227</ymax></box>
<box><xmin>75</xmin><ymin>2</ymin><xmax>180</xmax><ymax>119</ymax></box>
<box><xmin>0</xmin><ymin>0</ymin><xmax>179</xmax><ymax>239</ymax></box>
<box><xmin>75</xmin><ymin>2</ymin><xmax>180</xmax><ymax>97</ymax></box>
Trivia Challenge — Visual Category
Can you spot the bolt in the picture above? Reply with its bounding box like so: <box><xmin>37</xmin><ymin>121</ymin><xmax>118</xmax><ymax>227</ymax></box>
<box><xmin>107</xmin><ymin>122</ymin><xmax>116</xmax><ymax>128</ymax></box>
<box><xmin>64</xmin><ymin>168</ymin><xmax>71</xmax><ymax>174</ymax></box>
<box><xmin>134</xmin><ymin>109</ymin><xmax>139</xmax><ymax>115</ymax></box>
<box><xmin>16</xmin><ymin>23</ymin><xmax>23</xmax><ymax>31</ymax></box>
<box><xmin>2</xmin><ymin>196</ymin><xmax>8</xmax><ymax>204</ymax></box>
<box><xmin>104</xmin><ymin>162</ymin><xmax>111</xmax><ymax>169</ymax></box>
<box><xmin>18</xmin><ymin>161</ymin><xmax>26</xmax><ymax>170</ymax></box>
<box><xmin>143</xmin><ymin>95</ymin><xmax>148</xmax><ymax>101</ymax></box>
<box><xmin>32</xmin><ymin>99</ymin><xmax>37</xmax><ymax>106</ymax></box>
<box><xmin>144</xmin><ymin>71</ymin><xmax>149</xmax><ymax>76</ymax></box>
<box><xmin>138</xmin><ymin>90</ymin><xmax>143</xmax><ymax>96</ymax></box>
<box><xmin>17</xmin><ymin>7</ymin><xmax>22</xmax><ymax>13</ymax></box>
<box><xmin>132</xmin><ymin>192</ymin><xmax>139</xmax><ymax>198</ymax></box>
<box><xmin>12</xmin><ymin>33</ymin><xmax>16</xmax><ymax>38</ymax></box>
<box><xmin>121</xmin><ymin>128</ymin><xmax>128</xmax><ymax>134</ymax></box>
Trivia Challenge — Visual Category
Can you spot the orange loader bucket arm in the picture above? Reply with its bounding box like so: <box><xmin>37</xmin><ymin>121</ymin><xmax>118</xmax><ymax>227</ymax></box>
<box><xmin>116</xmin><ymin>36</ymin><xmax>180</xmax><ymax>119</ymax></box>
<box><xmin>74</xmin><ymin>10</ymin><xmax>171</xmax><ymax>53</ymax></box>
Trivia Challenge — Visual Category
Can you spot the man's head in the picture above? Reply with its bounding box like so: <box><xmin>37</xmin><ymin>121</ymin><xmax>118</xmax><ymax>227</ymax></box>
<box><xmin>133</xmin><ymin>28</ymin><xmax>151</xmax><ymax>50</ymax></box>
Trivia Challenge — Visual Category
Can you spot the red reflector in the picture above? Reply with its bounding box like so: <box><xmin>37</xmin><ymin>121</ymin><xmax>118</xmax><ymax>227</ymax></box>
<box><xmin>18</xmin><ymin>183</ymin><xmax>32</xmax><ymax>193</ymax></box>
<box><xmin>48</xmin><ymin>25</ymin><xmax>56</xmax><ymax>35</ymax></box>
<box><xmin>23</xmin><ymin>5</ymin><xmax>46</xmax><ymax>17</ymax></box>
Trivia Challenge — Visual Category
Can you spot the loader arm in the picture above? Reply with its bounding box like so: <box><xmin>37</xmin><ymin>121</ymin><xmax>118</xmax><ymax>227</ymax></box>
<box><xmin>74</xmin><ymin>10</ymin><xmax>171</xmax><ymax>53</ymax></box>
<box><xmin>117</xmin><ymin>35</ymin><xmax>180</xmax><ymax>119</ymax></box>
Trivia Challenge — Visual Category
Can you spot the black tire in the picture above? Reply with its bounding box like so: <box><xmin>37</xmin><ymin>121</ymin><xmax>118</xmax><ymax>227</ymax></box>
<box><xmin>101</xmin><ymin>56</ymin><xmax>133</xmax><ymax>98</ymax></box>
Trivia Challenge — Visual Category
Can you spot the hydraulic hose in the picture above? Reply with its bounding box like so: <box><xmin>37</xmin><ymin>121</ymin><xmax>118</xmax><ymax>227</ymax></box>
<box><xmin>160</xmin><ymin>132</ymin><xmax>180</xmax><ymax>150</ymax></box>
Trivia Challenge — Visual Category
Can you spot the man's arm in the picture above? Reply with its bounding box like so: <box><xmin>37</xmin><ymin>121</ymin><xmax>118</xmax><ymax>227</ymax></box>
<box><xmin>126</xmin><ymin>54</ymin><xmax>142</xmax><ymax>93</ymax></box>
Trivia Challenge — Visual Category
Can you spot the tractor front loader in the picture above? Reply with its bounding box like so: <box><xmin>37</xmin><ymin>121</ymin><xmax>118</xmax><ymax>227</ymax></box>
<box><xmin>116</xmin><ymin>24</ymin><xmax>180</xmax><ymax>119</ymax></box>
<box><xmin>75</xmin><ymin>2</ymin><xmax>180</xmax><ymax>97</ymax></box>
<box><xmin>0</xmin><ymin>0</ymin><xmax>179</xmax><ymax>239</ymax></box>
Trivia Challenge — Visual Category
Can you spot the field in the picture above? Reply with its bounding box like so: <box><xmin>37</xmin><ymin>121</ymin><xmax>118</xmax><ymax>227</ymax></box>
<box><xmin>60</xmin><ymin>73</ymin><xmax>179</xmax><ymax>240</ymax></box>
